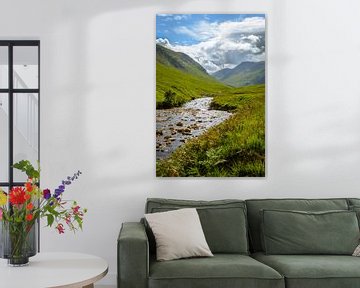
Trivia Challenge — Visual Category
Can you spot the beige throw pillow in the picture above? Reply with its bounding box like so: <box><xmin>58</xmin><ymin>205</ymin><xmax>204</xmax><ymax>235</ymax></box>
<box><xmin>145</xmin><ymin>208</ymin><xmax>213</xmax><ymax>261</ymax></box>
<box><xmin>353</xmin><ymin>244</ymin><xmax>360</xmax><ymax>256</ymax></box>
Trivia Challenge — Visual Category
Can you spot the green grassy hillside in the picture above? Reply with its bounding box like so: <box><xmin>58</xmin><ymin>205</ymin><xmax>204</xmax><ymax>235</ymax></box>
<box><xmin>156</xmin><ymin>44</ymin><xmax>210</xmax><ymax>78</ymax></box>
<box><xmin>157</xmin><ymin>84</ymin><xmax>265</xmax><ymax>177</ymax></box>
<box><xmin>156</xmin><ymin>44</ymin><xmax>230</xmax><ymax>108</ymax></box>
<box><xmin>213</xmin><ymin>61</ymin><xmax>265</xmax><ymax>87</ymax></box>
<box><xmin>156</xmin><ymin>62</ymin><xmax>230</xmax><ymax>108</ymax></box>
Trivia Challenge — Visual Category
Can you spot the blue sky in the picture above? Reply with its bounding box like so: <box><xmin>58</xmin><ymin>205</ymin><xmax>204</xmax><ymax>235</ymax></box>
<box><xmin>157</xmin><ymin>14</ymin><xmax>265</xmax><ymax>45</ymax></box>
<box><xmin>156</xmin><ymin>14</ymin><xmax>266</xmax><ymax>73</ymax></box>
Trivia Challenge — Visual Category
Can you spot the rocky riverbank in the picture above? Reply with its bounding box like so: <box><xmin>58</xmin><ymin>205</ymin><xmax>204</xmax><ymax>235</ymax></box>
<box><xmin>156</xmin><ymin>97</ymin><xmax>232</xmax><ymax>159</ymax></box>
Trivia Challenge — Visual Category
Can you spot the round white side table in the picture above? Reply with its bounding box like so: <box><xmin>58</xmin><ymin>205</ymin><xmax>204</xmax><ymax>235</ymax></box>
<box><xmin>0</xmin><ymin>252</ymin><xmax>108</xmax><ymax>288</ymax></box>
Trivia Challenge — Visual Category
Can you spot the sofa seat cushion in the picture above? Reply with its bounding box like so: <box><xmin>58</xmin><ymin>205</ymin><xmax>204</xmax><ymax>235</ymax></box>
<box><xmin>149</xmin><ymin>254</ymin><xmax>284</xmax><ymax>288</ymax></box>
<box><xmin>252</xmin><ymin>252</ymin><xmax>360</xmax><ymax>288</ymax></box>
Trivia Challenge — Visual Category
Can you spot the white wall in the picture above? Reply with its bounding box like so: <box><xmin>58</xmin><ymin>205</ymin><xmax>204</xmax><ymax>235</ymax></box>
<box><xmin>1</xmin><ymin>0</ymin><xmax>360</xmax><ymax>285</ymax></box>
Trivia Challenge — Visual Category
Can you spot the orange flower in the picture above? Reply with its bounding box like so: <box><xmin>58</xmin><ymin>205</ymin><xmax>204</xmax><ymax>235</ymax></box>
<box><xmin>24</xmin><ymin>193</ymin><xmax>31</xmax><ymax>200</ymax></box>
<box><xmin>25</xmin><ymin>182</ymin><xmax>33</xmax><ymax>192</ymax></box>
<box><xmin>26</xmin><ymin>203</ymin><xmax>34</xmax><ymax>210</ymax></box>
<box><xmin>26</xmin><ymin>214</ymin><xmax>33</xmax><ymax>221</ymax></box>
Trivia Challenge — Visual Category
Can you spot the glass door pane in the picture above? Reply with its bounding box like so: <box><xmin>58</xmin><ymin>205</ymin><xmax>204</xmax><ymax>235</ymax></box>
<box><xmin>13</xmin><ymin>46</ymin><xmax>38</xmax><ymax>89</ymax></box>
<box><xmin>0</xmin><ymin>47</ymin><xmax>8</xmax><ymax>89</ymax></box>
<box><xmin>0</xmin><ymin>93</ymin><xmax>9</xmax><ymax>182</ymax></box>
<box><xmin>13</xmin><ymin>93</ymin><xmax>39</xmax><ymax>182</ymax></box>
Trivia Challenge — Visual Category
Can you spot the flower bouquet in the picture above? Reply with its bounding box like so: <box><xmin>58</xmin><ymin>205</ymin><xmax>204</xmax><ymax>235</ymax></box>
<box><xmin>0</xmin><ymin>160</ymin><xmax>87</xmax><ymax>266</ymax></box>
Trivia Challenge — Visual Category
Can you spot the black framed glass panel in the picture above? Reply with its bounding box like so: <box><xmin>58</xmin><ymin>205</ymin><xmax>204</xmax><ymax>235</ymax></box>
<box><xmin>0</xmin><ymin>40</ymin><xmax>40</xmax><ymax>189</ymax></box>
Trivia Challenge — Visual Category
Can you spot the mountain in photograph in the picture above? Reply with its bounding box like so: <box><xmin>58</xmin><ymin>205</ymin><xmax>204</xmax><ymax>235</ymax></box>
<box><xmin>213</xmin><ymin>61</ymin><xmax>265</xmax><ymax>87</ymax></box>
<box><xmin>156</xmin><ymin>44</ymin><xmax>210</xmax><ymax>79</ymax></box>
<box><xmin>156</xmin><ymin>44</ymin><xmax>227</xmax><ymax>107</ymax></box>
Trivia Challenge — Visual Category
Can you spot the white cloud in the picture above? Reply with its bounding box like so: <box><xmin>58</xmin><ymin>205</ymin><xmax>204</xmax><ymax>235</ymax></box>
<box><xmin>156</xmin><ymin>38</ymin><xmax>171</xmax><ymax>47</ymax></box>
<box><xmin>174</xmin><ymin>15</ymin><xmax>188</xmax><ymax>21</ymax></box>
<box><xmin>158</xmin><ymin>17</ymin><xmax>266</xmax><ymax>74</ymax></box>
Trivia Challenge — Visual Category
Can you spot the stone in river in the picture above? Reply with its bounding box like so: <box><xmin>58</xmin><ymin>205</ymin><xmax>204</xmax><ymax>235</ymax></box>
<box><xmin>176</xmin><ymin>122</ymin><xmax>183</xmax><ymax>127</ymax></box>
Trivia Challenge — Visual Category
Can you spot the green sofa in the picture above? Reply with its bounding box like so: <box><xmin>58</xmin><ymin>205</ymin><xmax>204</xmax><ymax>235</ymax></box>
<box><xmin>118</xmin><ymin>198</ymin><xmax>360</xmax><ymax>288</ymax></box>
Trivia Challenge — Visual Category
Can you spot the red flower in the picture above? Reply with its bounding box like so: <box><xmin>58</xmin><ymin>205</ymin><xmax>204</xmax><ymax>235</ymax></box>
<box><xmin>26</xmin><ymin>203</ymin><xmax>34</xmax><ymax>210</ymax></box>
<box><xmin>24</xmin><ymin>193</ymin><xmax>31</xmax><ymax>200</ymax></box>
<box><xmin>25</xmin><ymin>182</ymin><xmax>33</xmax><ymax>192</ymax></box>
<box><xmin>72</xmin><ymin>205</ymin><xmax>80</xmax><ymax>215</ymax></box>
<box><xmin>9</xmin><ymin>187</ymin><xmax>26</xmax><ymax>205</ymax></box>
<box><xmin>56</xmin><ymin>223</ymin><xmax>65</xmax><ymax>234</ymax></box>
<box><xmin>65</xmin><ymin>214</ymin><xmax>71</xmax><ymax>225</ymax></box>
<box><xmin>26</xmin><ymin>214</ymin><xmax>33</xmax><ymax>221</ymax></box>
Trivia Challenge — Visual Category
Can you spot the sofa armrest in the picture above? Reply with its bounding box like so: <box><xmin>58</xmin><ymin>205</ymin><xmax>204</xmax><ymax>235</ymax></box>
<box><xmin>118</xmin><ymin>222</ymin><xmax>149</xmax><ymax>288</ymax></box>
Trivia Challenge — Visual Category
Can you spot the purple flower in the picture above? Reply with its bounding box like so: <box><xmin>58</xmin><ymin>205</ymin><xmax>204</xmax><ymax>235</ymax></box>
<box><xmin>54</xmin><ymin>170</ymin><xmax>82</xmax><ymax>199</ymax></box>
<box><xmin>54</xmin><ymin>189</ymin><xmax>63</xmax><ymax>198</ymax></box>
<box><xmin>43</xmin><ymin>189</ymin><xmax>51</xmax><ymax>200</ymax></box>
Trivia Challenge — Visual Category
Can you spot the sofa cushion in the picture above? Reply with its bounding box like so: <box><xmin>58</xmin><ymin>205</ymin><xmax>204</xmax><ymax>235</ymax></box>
<box><xmin>252</xmin><ymin>252</ymin><xmax>360</xmax><ymax>288</ymax></box>
<box><xmin>347</xmin><ymin>198</ymin><xmax>360</xmax><ymax>207</ymax></box>
<box><xmin>146</xmin><ymin>198</ymin><xmax>249</xmax><ymax>254</ymax></box>
<box><xmin>149</xmin><ymin>254</ymin><xmax>284</xmax><ymax>288</ymax></box>
<box><xmin>246</xmin><ymin>198</ymin><xmax>349</xmax><ymax>252</ymax></box>
<box><xmin>261</xmin><ymin>209</ymin><xmax>359</xmax><ymax>255</ymax></box>
<box><xmin>349</xmin><ymin>205</ymin><xmax>360</xmax><ymax>228</ymax></box>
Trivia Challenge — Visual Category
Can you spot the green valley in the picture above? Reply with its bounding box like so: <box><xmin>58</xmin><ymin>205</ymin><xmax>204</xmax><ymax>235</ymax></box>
<box><xmin>156</xmin><ymin>84</ymin><xmax>265</xmax><ymax>177</ymax></box>
<box><xmin>156</xmin><ymin>44</ymin><xmax>265</xmax><ymax>177</ymax></box>
<box><xmin>156</xmin><ymin>44</ymin><xmax>231</xmax><ymax>108</ymax></box>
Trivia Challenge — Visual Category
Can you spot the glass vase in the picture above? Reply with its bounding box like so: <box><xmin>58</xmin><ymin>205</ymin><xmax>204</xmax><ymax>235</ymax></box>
<box><xmin>0</xmin><ymin>220</ymin><xmax>37</xmax><ymax>266</ymax></box>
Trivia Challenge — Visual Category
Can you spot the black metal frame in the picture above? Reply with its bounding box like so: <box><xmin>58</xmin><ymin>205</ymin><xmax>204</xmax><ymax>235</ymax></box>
<box><xmin>0</xmin><ymin>40</ymin><xmax>40</xmax><ymax>250</ymax></box>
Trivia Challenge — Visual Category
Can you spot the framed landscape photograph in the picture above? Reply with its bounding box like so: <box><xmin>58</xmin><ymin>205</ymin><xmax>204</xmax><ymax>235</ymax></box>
<box><xmin>156</xmin><ymin>14</ymin><xmax>266</xmax><ymax>177</ymax></box>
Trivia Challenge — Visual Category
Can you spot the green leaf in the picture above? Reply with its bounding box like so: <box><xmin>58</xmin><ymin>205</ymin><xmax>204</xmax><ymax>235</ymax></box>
<box><xmin>46</xmin><ymin>205</ymin><xmax>60</xmax><ymax>217</ymax></box>
<box><xmin>12</xmin><ymin>160</ymin><xmax>40</xmax><ymax>180</ymax></box>
<box><xmin>47</xmin><ymin>214</ymin><xmax>54</xmax><ymax>227</ymax></box>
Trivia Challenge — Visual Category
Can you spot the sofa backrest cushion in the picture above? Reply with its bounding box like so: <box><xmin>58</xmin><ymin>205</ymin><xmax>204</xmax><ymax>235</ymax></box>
<box><xmin>348</xmin><ymin>198</ymin><xmax>360</xmax><ymax>207</ymax></box>
<box><xmin>347</xmin><ymin>199</ymin><xmax>360</xmax><ymax>228</ymax></box>
<box><xmin>145</xmin><ymin>198</ymin><xmax>249</xmax><ymax>254</ymax></box>
<box><xmin>246</xmin><ymin>198</ymin><xmax>349</xmax><ymax>252</ymax></box>
<box><xmin>261</xmin><ymin>209</ymin><xmax>359</xmax><ymax>255</ymax></box>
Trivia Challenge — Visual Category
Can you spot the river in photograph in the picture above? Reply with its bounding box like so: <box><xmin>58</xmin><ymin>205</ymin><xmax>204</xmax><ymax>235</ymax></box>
<box><xmin>156</xmin><ymin>97</ymin><xmax>232</xmax><ymax>160</ymax></box>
